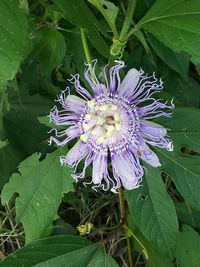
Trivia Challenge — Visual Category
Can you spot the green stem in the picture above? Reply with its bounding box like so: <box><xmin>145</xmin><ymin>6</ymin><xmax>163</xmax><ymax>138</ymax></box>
<box><xmin>0</xmin><ymin>90</ymin><xmax>5</xmax><ymax>112</ymax></box>
<box><xmin>93</xmin><ymin>222</ymin><xmax>121</xmax><ymax>232</ymax></box>
<box><xmin>119</xmin><ymin>0</ymin><xmax>136</xmax><ymax>42</ymax></box>
<box><xmin>0</xmin><ymin>224</ymin><xmax>19</xmax><ymax>248</ymax></box>
<box><xmin>126</xmin><ymin>26</ymin><xmax>138</xmax><ymax>40</ymax></box>
<box><xmin>118</xmin><ymin>187</ymin><xmax>134</xmax><ymax>267</ymax></box>
<box><xmin>109</xmin><ymin>0</ymin><xmax>136</xmax><ymax>65</ymax></box>
<box><xmin>124</xmin><ymin>225</ymin><xmax>148</xmax><ymax>260</ymax></box>
<box><xmin>80</xmin><ymin>28</ymin><xmax>95</xmax><ymax>82</ymax></box>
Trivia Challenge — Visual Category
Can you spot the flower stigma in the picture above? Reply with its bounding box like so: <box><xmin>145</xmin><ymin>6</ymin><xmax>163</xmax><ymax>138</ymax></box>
<box><xmin>81</xmin><ymin>101</ymin><xmax>123</xmax><ymax>146</ymax></box>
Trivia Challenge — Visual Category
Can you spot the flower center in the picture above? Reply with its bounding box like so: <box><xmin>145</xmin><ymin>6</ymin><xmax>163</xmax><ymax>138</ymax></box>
<box><xmin>80</xmin><ymin>100</ymin><xmax>122</xmax><ymax>145</ymax></box>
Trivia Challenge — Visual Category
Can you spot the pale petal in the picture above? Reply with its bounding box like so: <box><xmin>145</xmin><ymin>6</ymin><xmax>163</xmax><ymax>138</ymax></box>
<box><xmin>49</xmin><ymin>125</ymin><xmax>81</xmax><ymax>147</ymax></box>
<box><xmin>119</xmin><ymin>68</ymin><xmax>141</xmax><ymax>98</ymax></box>
<box><xmin>139</xmin><ymin>142</ymin><xmax>161</xmax><ymax>167</ymax></box>
<box><xmin>140</xmin><ymin>121</ymin><xmax>167</xmax><ymax>139</ymax></box>
<box><xmin>65</xmin><ymin>95</ymin><xmax>86</xmax><ymax>114</ymax></box>
<box><xmin>112</xmin><ymin>150</ymin><xmax>143</xmax><ymax>190</ymax></box>
<box><xmin>66</xmin><ymin>125</ymin><xmax>81</xmax><ymax>139</ymax></box>
<box><xmin>92</xmin><ymin>151</ymin><xmax>107</xmax><ymax>184</ymax></box>
<box><xmin>61</xmin><ymin>141</ymin><xmax>89</xmax><ymax>169</ymax></box>
<box><xmin>140</xmin><ymin>121</ymin><xmax>173</xmax><ymax>151</ymax></box>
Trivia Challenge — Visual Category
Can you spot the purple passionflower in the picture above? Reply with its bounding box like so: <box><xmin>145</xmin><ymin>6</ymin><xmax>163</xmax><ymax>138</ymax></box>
<box><xmin>49</xmin><ymin>61</ymin><xmax>174</xmax><ymax>192</ymax></box>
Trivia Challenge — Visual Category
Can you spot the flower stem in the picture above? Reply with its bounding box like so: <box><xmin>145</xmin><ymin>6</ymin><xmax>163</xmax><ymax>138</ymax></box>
<box><xmin>124</xmin><ymin>225</ymin><xmax>148</xmax><ymax>260</ymax></box>
<box><xmin>0</xmin><ymin>90</ymin><xmax>5</xmax><ymax>112</ymax></box>
<box><xmin>119</xmin><ymin>0</ymin><xmax>136</xmax><ymax>42</ymax></box>
<box><xmin>80</xmin><ymin>28</ymin><xmax>95</xmax><ymax>82</ymax></box>
<box><xmin>109</xmin><ymin>0</ymin><xmax>136</xmax><ymax>65</ymax></box>
<box><xmin>118</xmin><ymin>187</ymin><xmax>134</xmax><ymax>267</ymax></box>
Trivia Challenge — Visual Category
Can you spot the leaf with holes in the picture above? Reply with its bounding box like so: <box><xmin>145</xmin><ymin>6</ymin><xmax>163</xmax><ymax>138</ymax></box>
<box><xmin>126</xmin><ymin>165</ymin><xmax>178</xmax><ymax>258</ymax></box>
<box><xmin>88</xmin><ymin>0</ymin><xmax>119</xmax><ymax>36</ymax></box>
<box><xmin>1</xmin><ymin>149</ymin><xmax>74</xmax><ymax>243</ymax></box>
<box><xmin>0</xmin><ymin>235</ymin><xmax>119</xmax><ymax>267</ymax></box>
<box><xmin>136</xmin><ymin>0</ymin><xmax>200</xmax><ymax>63</ymax></box>
<box><xmin>0</xmin><ymin>0</ymin><xmax>28</xmax><ymax>90</ymax></box>
<box><xmin>155</xmin><ymin>108</ymin><xmax>200</xmax><ymax>211</ymax></box>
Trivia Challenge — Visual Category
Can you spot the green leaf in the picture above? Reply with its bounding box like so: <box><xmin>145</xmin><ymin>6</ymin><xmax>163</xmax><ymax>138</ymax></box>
<box><xmin>160</xmin><ymin>66</ymin><xmax>200</xmax><ymax>108</ymax></box>
<box><xmin>1</xmin><ymin>149</ymin><xmax>74</xmax><ymax>243</ymax></box>
<box><xmin>0</xmin><ymin>235</ymin><xmax>119</xmax><ymax>267</ymax></box>
<box><xmin>56</xmin><ymin>0</ymin><xmax>109</xmax><ymax>58</ymax></box>
<box><xmin>175</xmin><ymin>225</ymin><xmax>200</xmax><ymax>267</ymax></box>
<box><xmin>175</xmin><ymin>202</ymin><xmax>200</xmax><ymax>228</ymax></box>
<box><xmin>88</xmin><ymin>0</ymin><xmax>118</xmax><ymax>36</ymax></box>
<box><xmin>147</xmin><ymin>34</ymin><xmax>189</xmax><ymax>78</ymax></box>
<box><xmin>155</xmin><ymin>108</ymin><xmax>200</xmax><ymax>210</ymax></box>
<box><xmin>134</xmin><ymin>0</ymin><xmax>155</xmax><ymax>22</ymax></box>
<box><xmin>0</xmin><ymin>140</ymin><xmax>7</xmax><ymax>149</ymax></box>
<box><xmin>147</xmin><ymin>246</ymin><xmax>173</xmax><ymax>267</ymax></box>
<box><xmin>0</xmin><ymin>89</ymin><xmax>52</xmax><ymax>188</ymax></box>
<box><xmin>65</xmin><ymin>30</ymin><xmax>86</xmax><ymax>83</ymax></box>
<box><xmin>19</xmin><ymin>0</ymin><xmax>29</xmax><ymax>14</ymax></box>
<box><xmin>136</xmin><ymin>0</ymin><xmax>200</xmax><ymax>63</ymax></box>
<box><xmin>20</xmin><ymin>60</ymin><xmax>59</xmax><ymax>96</ymax></box>
<box><xmin>126</xmin><ymin>165</ymin><xmax>178</xmax><ymax>258</ymax></box>
<box><xmin>38</xmin><ymin>115</ymin><xmax>66</xmax><ymax>132</ymax></box>
<box><xmin>0</xmin><ymin>0</ymin><xmax>28</xmax><ymax>90</ymax></box>
<box><xmin>52</xmin><ymin>219</ymin><xmax>76</xmax><ymax>236</ymax></box>
<box><xmin>30</xmin><ymin>28</ymin><xmax>66</xmax><ymax>72</ymax></box>
<box><xmin>37</xmin><ymin>116</ymin><xmax>51</xmax><ymax>128</ymax></box>
<box><xmin>127</xmin><ymin>215</ymin><xmax>173</xmax><ymax>267</ymax></box>
<box><xmin>37</xmin><ymin>115</ymin><xmax>57</xmax><ymax>128</ymax></box>
<box><xmin>134</xmin><ymin>31</ymin><xmax>154</xmax><ymax>60</ymax></box>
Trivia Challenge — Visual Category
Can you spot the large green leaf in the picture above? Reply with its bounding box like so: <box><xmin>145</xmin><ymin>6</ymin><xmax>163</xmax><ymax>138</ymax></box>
<box><xmin>20</xmin><ymin>60</ymin><xmax>60</xmax><ymax>96</ymax></box>
<box><xmin>126</xmin><ymin>165</ymin><xmax>178</xmax><ymax>258</ymax></box>
<box><xmin>0</xmin><ymin>235</ymin><xmax>119</xmax><ymax>267</ymax></box>
<box><xmin>159</xmin><ymin>66</ymin><xmax>200</xmax><ymax>108</ymax></box>
<box><xmin>134</xmin><ymin>0</ymin><xmax>155</xmax><ymax>22</ymax></box>
<box><xmin>175</xmin><ymin>225</ymin><xmax>200</xmax><ymax>267</ymax></box>
<box><xmin>30</xmin><ymin>28</ymin><xmax>66</xmax><ymax>72</ymax></box>
<box><xmin>136</xmin><ymin>0</ymin><xmax>200</xmax><ymax>63</ymax></box>
<box><xmin>0</xmin><ymin>88</ymin><xmax>52</xmax><ymax>188</ymax></box>
<box><xmin>0</xmin><ymin>0</ymin><xmax>28</xmax><ymax>90</ymax></box>
<box><xmin>147</xmin><ymin>34</ymin><xmax>189</xmax><ymax>78</ymax></box>
<box><xmin>128</xmin><ymin>215</ymin><xmax>173</xmax><ymax>267</ymax></box>
<box><xmin>155</xmin><ymin>108</ymin><xmax>200</xmax><ymax>210</ymax></box>
<box><xmin>55</xmin><ymin>0</ymin><xmax>109</xmax><ymax>58</ymax></box>
<box><xmin>65</xmin><ymin>30</ymin><xmax>87</xmax><ymax>83</ymax></box>
<box><xmin>1</xmin><ymin>149</ymin><xmax>74</xmax><ymax>243</ymax></box>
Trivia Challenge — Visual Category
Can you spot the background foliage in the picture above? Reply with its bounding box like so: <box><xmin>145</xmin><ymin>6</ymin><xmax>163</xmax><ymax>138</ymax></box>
<box><xmin>0</xmin><ymin>0</ymin><xmax>200</xmax><ymax>266</ymax></box>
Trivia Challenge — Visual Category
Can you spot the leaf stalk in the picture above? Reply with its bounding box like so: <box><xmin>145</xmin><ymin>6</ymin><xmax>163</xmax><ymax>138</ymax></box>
<box><xmin>118</xmin><ymin>187</ymin><xmax>134</xmax><ymax>267</ymax></box>
<box><xmin>80</xmin><ymin>28</ymin><xmax>95</xmax><ymax>82</ymax></box>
